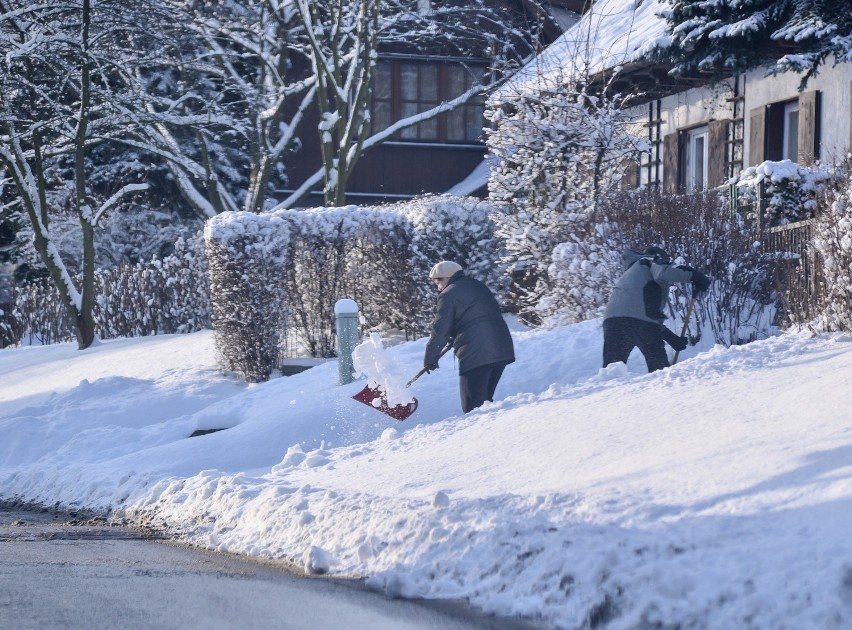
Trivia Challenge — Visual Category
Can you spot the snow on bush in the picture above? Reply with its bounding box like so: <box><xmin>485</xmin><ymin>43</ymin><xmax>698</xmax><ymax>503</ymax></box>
<box><xmin>205</xmin><ymin>211</ymin><xmax>291</xmax><ymax>383</ymax></box>
<box><xmin>397</xmin><ymin>195</ymin><xmax>502</xmax><ymax>328</ymax></box>
<box><xmin>6</xmin><ymin>234</ymin><xmax>210</xmax><ymax>346</ymax></box>
<box><xmin>812</xmin><ymin>176</ymin><xmax>852</xmax><ymax>333</ymax></box>
<box><xmin>486</xmin><ymin>70</ymin><xmax>645</xmax><ymax>315</ymax></box>
<box><xmin>537</xmin><ymin>222</ymin><xmax>623</xmax><ymax>325</ymax></box>
<box><xmin>274</xmin><ymin>205</ymin><xmax>413</xmax><ymax>358</ymax></box>
<box><xmin>736</xmin><ymin>159</ymin><xmax>832</xmax><ymax>226</ymax></box>
<box><xmin>204</xmin><ymin>196</ymin><xmax>500</xmax><ymax>381</ymax></box>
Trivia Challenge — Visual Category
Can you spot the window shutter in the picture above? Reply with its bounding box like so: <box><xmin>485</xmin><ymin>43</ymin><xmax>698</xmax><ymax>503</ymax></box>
<box><xmin>621</xmin><ymin>156</ymin><xmax>640</xmax><ymax>189</ymax></box>
<box><xmin>663</xmin><ymin>132</ymin><xmax>680</xmax><ymax>193</ymax></box>
<box><xmin>797</xmin><ymin>90</ymin><xmax>820</xmax><ymax>165</ymax></box>
<box><xmin>749</xmin><ymin>106</ymin><xmax>766</xmax><ymax>165</ymax></box>
<box><xmin>708</xmin><ymin>120</ymin><xmax>728</xmax><ymax>187</ymax></box>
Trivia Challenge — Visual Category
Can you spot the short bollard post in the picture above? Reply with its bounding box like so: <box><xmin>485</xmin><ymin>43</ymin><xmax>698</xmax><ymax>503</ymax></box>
<box><xmin>335</xmin><ymin>299</ymin><xmax>360</xmax><ymax>385</ymax></box>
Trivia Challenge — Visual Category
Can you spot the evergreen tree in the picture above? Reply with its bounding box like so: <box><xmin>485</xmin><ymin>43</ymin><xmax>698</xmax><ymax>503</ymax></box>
<box><xmin>664</xmin><ymin>0</ymin><xmax>852</xmax><ymax>88</ymax></box>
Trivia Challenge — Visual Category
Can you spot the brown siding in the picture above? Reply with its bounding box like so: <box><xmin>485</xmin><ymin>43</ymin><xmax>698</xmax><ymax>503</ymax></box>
<box><xmin>749</xmin><ymin>106</ymin><xmax>765</xmax><ymax>166</ymax></box>
<box><xmin>281</xmin><ymin>105</ymin><xmax>486</xmax><ymax>204</ymax></box>
<box><xmin>797</xmin><ymin>90</ymin><xmax>821</xmax><ymax>165</ymax></box>
<box><xmin>708</xmin><ymin>120</ymin><xmax>728</xmax><ymax>188</ymax></box>
<box><xmin>663</xmin><ymin>132</ymin><xmax>680</xmax><ymax>194</ymax></box>
<box><xmin>348</xmin><ymin>144</ymin><xmax>485</xmax><ymax>196</ymax></box>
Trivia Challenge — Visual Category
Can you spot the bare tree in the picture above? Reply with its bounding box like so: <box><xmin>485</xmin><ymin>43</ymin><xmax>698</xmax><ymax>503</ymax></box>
<box><xmin>0</xmin><ymin>0</ymin><xmax>163</xmax><ymax>348</ymax></box>
<box><xmin>120</xmin><ymin>0</ymin><xmax>317</xmax><ymax>219</ymax></box>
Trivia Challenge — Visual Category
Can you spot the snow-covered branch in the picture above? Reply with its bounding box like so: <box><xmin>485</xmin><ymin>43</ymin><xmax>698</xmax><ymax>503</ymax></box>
<box><xmin>91</xmin><ymin>183</ymin><xmax>150</xmax><ymax>226</ymax></box>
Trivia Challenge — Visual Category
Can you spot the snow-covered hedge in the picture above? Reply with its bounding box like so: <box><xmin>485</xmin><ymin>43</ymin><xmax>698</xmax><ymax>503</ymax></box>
<box><xmin>4</xmin><ymin>235</ymin><xmax>210</xmax><ymax>347</ymax></box>
<box><xmin>278</xmin><ymin>206</ymin><xmax>413</xmax><ymax>360</ymax></box>
<box><xmin>205</xmin><ymin>212</ymin><xmax>290</xmax><ymax>383</ymax></box>
<box><xmin>397</xmin><ymin>195</ymin><xmax>502</xmax><ymax>331</ymax></box>
<box><xmin>204</xmin><ymin>196</ymin><xmax>500</xmax><ymax>380</ymax></box>
<box><xmin>811</xmin><ymin>178</ymin><xmax>852</xmax><ymax>333</ymax></box>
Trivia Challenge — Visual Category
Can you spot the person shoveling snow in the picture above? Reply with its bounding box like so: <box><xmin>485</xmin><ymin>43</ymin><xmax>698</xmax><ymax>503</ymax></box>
<box><xmin>423</xmin><ymin>261</ymin><xmax>515</xmax><ymax>413</ymax></box>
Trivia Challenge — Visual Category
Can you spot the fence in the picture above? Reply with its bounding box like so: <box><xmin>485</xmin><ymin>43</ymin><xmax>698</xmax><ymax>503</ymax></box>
<box><xmin>727</xmin><ymin>181</ymin><xmax>820</xmax><ymax>322</ymax></box>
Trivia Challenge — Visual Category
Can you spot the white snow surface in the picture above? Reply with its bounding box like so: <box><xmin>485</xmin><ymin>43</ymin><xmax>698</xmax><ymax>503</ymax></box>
<box><xmin>3</xmin><ymin>321</ymin><xmax>852</xmax><ymax>629</ymax></box>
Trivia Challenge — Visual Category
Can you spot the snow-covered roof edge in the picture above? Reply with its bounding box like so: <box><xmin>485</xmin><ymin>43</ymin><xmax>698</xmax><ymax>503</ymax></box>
<box><xmin>492</xmin><ymin>0</ymin><xmax>671</xmax><ymax>102</ymax></box>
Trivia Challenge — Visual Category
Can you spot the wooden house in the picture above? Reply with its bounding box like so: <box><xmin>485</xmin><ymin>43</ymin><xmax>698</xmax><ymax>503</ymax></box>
<box><xmin>498</xmin><ymin>0</ymin><xmax>852</xmax><ymax>195</ymax></box>
<box><xmin>279</xmin><ymin>0</ymin><xmax>582</xmax><ymax>206</ymax></box>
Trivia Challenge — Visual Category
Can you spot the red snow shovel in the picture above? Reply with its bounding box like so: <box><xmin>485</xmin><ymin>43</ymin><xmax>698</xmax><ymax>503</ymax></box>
<box><xmin>352</xmin><ymin>344</ymin><xmax>452</xmax><ymax>421</ymax></box>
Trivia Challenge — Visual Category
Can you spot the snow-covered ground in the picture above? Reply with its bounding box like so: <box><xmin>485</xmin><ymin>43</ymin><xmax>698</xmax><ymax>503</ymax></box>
<box><xmin>2</xmin><ymin>320</ymin><xmax>852</xmax><ymax>629</ymax></box>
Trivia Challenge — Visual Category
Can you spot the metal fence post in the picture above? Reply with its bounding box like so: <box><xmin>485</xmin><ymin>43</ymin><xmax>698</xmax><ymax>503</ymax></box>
<box><xmin>334</xmin><ymin>299</ymin><xmax>359</xmax><ymax>385</ymax></box>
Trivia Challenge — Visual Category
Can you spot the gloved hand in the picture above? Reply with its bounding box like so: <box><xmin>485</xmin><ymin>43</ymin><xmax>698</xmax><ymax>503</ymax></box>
<box><xmin>691</xmin><ymin>270</ymin><xmax>711</xmax><ymax>295</ymax></box>
<box><xmin>669</xmin><ymin>335</ymin><xmax>688</xmax><ymax>351</ymax></box>
<box><xmin>424</xmin><ymin>363</ymin><xmax>439</xmax><ymax>374</ymax></box>
<box><xmin>660</xmin><ymin>326</ymin><xmax>688</xmax><ymax>351</ymax></box>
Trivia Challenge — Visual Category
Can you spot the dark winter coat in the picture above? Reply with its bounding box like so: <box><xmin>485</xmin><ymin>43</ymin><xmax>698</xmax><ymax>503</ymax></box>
<box><xmin>604</xmin><ymin>250</ymin><xmax>695</xmax><ymax>324</ymax></box>
<box><xmin>424</xmin><ymin>271</ymin><xmax>515</xmax><ymax>374</ymax></box>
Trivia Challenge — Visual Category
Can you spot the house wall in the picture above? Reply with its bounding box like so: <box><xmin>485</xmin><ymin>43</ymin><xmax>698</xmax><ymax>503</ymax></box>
<box><xmin>626</xmin><ymin>59</ymin><xmax>852</xmax><ymax>192</ymax></box>
<box><xmin>627</xmin><ymin>79</ymin><xmax>737</xmax><ymax>191</ymax></box>
<box><xmin>657</xmin><ymin>80</ymin><xmax>736</xmax><ymax>133</ymax></box>
<box><xmin>279</xmin><ymin>101</ymin><xmax>487</xmax><ymax>206</ymax></box>
<box><xmin>743</xmin><ymin>59</ymin><xmax>852</xmax><ymax>166</ymax></box>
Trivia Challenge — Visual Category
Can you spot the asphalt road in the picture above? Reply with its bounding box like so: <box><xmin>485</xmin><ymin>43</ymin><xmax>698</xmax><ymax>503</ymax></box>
<box><xmin>0</xmin><ymin>505</ymin><xmax>545</xmax><ymax>630</ymax></box>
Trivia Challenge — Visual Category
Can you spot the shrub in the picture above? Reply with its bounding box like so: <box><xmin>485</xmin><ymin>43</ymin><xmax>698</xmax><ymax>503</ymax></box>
<box><xmin>203</xmin><ymin>196</ymin><xmax>503</xmax><ymax>379</ymax></box>
<box><xmin>398</xmin><ymin>195</ymin><xmax>503</xmax><ymax>332</ymax></box>
<box><xmin>536</xmin><ymin>221</ymin><xmax>622</xmax><ymax>325</ymax></box>
<box><xmin>736</xmin><ymin>160</ymin><xmax>832</xmax><ymax>226</ymax></box>
<box><xmin>811</xmin><ymin>177</ymin><xmax>852</xmax><ymax>332</ymax></box>
<box><xmin>3</xmin><ymin>234</ymin><xmax>210</xmax><ymax>347</ymax></box>
<box><xmin>205</xmin><ymin>212</ymin><xmax>290</xmax><ymax>382</ymax></box>
<box><xmin>540</xmin><ymin>189</ymin><xmax>777</xmax><ymax>345</ymax></box>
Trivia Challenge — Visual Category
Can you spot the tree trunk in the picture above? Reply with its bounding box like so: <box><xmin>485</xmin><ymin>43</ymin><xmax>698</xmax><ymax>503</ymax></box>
<box><xmin>74</xmin><ymin>0</ymin><xmax>96</xmax><ymax>349</ymax></box>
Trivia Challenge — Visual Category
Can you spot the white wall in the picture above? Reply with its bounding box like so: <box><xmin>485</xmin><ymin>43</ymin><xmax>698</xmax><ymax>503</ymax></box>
<box><xmin>627</xmin><ymin>60</ymin><xmax>852</xmax><ymax>189</ymax></box>
<box><xmin>657</xmin><ymin>79</ymin><xmax>736</xmax><ymax>133</ymax></box>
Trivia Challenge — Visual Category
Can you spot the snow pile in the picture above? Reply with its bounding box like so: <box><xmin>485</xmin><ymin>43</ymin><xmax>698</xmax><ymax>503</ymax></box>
<box><xmin>3</xmin><ymin>322</ymin><xmax>852</xmax><ymax>628</ymax></box>
<box><xmin>352</xmin><ymin>331</ymin><xmax>415</xmax><ymax>407</ymax></box>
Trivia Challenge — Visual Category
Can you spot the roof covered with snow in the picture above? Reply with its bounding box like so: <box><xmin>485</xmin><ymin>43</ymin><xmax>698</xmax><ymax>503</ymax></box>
<box><xmin>494</xmin><ymin>0</ymin><xmax>670</xmax><ymax>100</ymax></box>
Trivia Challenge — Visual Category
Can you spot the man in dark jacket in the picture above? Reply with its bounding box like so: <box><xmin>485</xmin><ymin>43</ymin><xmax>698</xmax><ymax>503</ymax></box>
<box><xmin>424</xmin><ymin>261</ymin><xmax>515</xmax><ymax>413</ymax></box>
<box><xmin>603</xmin><ymin>246</ymin><xmax>710</xmax><ymax>372</ymax></box>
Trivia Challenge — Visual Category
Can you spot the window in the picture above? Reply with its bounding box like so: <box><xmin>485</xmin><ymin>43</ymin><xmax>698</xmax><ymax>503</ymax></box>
<box><xmin>400</xmin><ymin>63</ymin><xmax>439</xmax><ymax>141</ymax></box>
<box><xmin>446</xmin><ymin>66</ymin><xmax>485</xmax><ymax>143</ymax></box>
<box><xmin>665</xmin><ymin>121</ymin><xmax>727</xmax><ymax>193</ymax></box>
<box><xmin>372</xmin><ymin>63</ymin><xmax>393</xmax><ymax>135</ymax></box>
<box><xmin>750</xmin><ymin>92</ymin><xmax>820</xmax><ymax>166</ymax></box>
<box><xmin>684</xmin><ymin>126</ymin><xmax>708</xmax><ymax>191</ymax></box>
<box><xmin>782</xmin><ymin>101</ymin><xmax>799</xmax><ymax>161</ymax></box>
<box><xmin>371</xmin><ymin>60</ymin><xmax>487</xmax><ymax>144</ymax></box>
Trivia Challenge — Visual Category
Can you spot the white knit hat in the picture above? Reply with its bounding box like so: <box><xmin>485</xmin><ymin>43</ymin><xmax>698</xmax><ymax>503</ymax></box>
<box><xmin>429</xmin><ymin>261</ymin><xmax>463</xmax><ymax>279</ymax></box>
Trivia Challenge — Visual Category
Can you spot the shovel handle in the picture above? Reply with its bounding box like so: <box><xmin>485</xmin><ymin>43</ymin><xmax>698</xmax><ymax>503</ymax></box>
<box><xmin>672</xmin><ymin>296</ymin><xmax>697</xmax><ymax>366</ymax></box>
<box><xmin>406</xmin><ymin>343</ymin><xmax>453</xmax><ymax>387</ymax></box>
